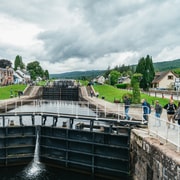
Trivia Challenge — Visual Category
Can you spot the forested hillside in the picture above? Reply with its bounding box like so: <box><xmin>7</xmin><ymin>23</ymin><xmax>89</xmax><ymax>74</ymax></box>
<box><xmin>50</xmin><ymin>59</ymin><xmax>180</xmax><ymax>79</ymax></box>
<box><xmin>153</xmin><ymin>59</ymin><xmax>180</xmax><ymax>71</ymax></box>
<box><xmin>50</xmin><ymin>70</ymin><xmax>105</xmax><ymax>79</ymax></box>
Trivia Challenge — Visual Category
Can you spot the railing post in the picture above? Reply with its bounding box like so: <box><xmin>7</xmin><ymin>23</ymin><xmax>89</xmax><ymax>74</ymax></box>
<box><xmin>76</xmin><ymin>101</ymin><xmax>78</xmax><ymax>117</ymax></box>
<box><xmin>88</xmin><ymin>101</ymin><xmax>90</xmax><ymax>116</ymax></box>
<box><xmin>70</xmin><ymin>118</ymin><xmax>73</xmax><ymax>129</ymax></box>
<box><xmin>178</xmin><ymin>126</ymin><xmax>180</xmax><ymax>152</ymax></box>
<box><xmin>96</xmin><ymin>104</ymin><xmax>98</xmax><ymax>119</ymax></box>
<box><xmin>117</xmin><ymin>103</ymin><xmax>120</xmax><ymax>121</ymax></box>
<box><xmin>90</xmin><ymin>120</ymin><xmax>94</xmax><ymax>132</ymax></box>
<box><xmin>165</xmin><ymin>124</ymin><xmax>169</xmax><ymax>144</ymax></box>
<box><xmin>3</xmin><ymin>116</ymin><xmax>5</xmax><ymax>127</ymax></box>
<box><xmin>32</xmin><ymin>115</ymin><xmax>35</xmax><ymax>125</ymax></box>
<box><xmin>5</xmin><ymin>101</ymin><xmax>7</xmax><ymax>113</ymax></box>
<box><xmin>141</xmin><ymin>106</ymin><xmax>144</xmax><ymax>123</ymax></box>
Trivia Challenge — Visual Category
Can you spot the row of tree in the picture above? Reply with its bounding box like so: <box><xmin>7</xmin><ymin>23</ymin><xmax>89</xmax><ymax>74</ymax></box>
<box><xmin>14</xmin><ymin>55</ymin><xmax>49</xmax><ymax>81</ymax></box>
<box><xmin>103</xmin><ymin>55</ymin><xmax>155</xmax><ymax>103</ymax></box>
<box><xmin>106</xmin><ymin>55</ymin><xmax>155</xmax><ymax>91</ymax></box>
<box><xmin>0</xmin><ymin>56</ymin><xmax>49</xmax><ymax>81</ymax></box>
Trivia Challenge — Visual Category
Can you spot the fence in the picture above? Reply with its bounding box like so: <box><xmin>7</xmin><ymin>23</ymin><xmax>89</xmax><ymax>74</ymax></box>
<box><xmin>0</xmin><ymin>99</ymin><xmax>179</xmax><ymax>151</ymax></box>
<box><xmin>148</xmin><ymin>114</ymin><xmax>180</xmax><ymax>152</ymax></box>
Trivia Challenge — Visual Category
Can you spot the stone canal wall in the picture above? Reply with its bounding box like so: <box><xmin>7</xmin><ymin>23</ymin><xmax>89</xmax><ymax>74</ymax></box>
<box><xmin>130</xmin><ymin>129</ymin><xmax>180</xmax><ymax>180</ymax></box>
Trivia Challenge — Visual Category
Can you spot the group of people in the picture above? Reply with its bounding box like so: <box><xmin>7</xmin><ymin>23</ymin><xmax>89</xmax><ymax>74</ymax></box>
<box><xmin>123</xmin><ymin>96</ymin><xmax>180</xmax><ymax>127</ymax></box>
<box><xmin>142</xmin><ymin>98</ymin><xmax>180</xmax><ymax>127</ymax></box>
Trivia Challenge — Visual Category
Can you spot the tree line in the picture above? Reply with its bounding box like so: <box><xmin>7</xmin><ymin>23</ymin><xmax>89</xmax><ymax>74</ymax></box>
<box><xmin>0</xmin><ymin>55</ymin><xmax>49</xmax><ymax>81</ymax></box>
<box><xmin>105</xmin><ymin>55</ymin><xmax>155</xmax><ymax>90</ymax></box>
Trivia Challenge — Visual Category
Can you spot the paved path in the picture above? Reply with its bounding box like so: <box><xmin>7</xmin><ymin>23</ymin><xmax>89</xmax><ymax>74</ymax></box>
<box><xmin>80</xmin><ymin>86</ymin><xmax>180</xmax><ymax>153</ymax></box>
<box><xmin>81</xmin><ymin>86</ymin><xmax>168</xmax><ymax>121</ymax></box>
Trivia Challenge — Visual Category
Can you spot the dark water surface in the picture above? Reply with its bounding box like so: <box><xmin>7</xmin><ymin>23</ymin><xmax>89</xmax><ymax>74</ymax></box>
<box><xmin>0</xmin><ymin>162</ymin><xmax>97</xmax><ymax>180</ymax></box>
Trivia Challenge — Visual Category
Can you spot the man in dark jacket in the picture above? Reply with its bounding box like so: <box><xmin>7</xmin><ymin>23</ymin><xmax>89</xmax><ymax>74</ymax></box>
<box><xmin>154</xmin><ymin>100</ymin><xmax>162</xmax><ymax>127</ymax></box>
<box><xmin>123</xmin><ymin>96</ymin><xmax>131</xmax><ymax>120</ymax></box>
<box><xmin>164</xmin><ymin>99</ymin><xmax>177</xmax><ymax>128</ymax></box>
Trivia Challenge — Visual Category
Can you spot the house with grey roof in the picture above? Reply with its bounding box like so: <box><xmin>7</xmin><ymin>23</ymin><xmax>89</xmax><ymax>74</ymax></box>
<box><xmin>152</xmin><ymin>71</ymin><xmax>178</xmax><ymax>89</ymax></box>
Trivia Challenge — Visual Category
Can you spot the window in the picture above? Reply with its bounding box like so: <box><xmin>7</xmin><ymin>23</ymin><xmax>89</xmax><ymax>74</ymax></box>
<box><xmin>168</xmin><ymin>75</ymin><xmax>173</xmax><ymax>80</ymax></box>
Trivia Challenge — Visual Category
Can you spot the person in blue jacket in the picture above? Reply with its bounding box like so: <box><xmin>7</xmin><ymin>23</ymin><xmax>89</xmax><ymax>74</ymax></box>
<box><xmin>141</xmin><ymin>99</ymin><xmax>151</xmax><ymax>121</ymax></box>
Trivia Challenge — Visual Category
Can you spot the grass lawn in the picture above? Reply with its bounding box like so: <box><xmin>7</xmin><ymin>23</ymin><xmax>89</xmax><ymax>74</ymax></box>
<box><xmin>93</xmin><ymin>84</ymin><xmax>171</xmax><ymax>106</ymax></box>
<box><xmin>0</xmin><ymin>84</ymin><xmax>27</xmax><ymax>100</ymax></box>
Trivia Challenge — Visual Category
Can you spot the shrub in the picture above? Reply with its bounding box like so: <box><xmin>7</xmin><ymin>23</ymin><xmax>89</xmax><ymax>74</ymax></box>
<box><xmin>116</xmin><ymin>83</ymin><xmax>130</xmax><ymax>89</ymax></box>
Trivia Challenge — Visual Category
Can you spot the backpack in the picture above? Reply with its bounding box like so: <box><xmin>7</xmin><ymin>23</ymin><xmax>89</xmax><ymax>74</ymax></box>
<box><xmin>147</xmin><ymin>102</ymin><xmax>151</xmax><ymax>114</ymax></box>
<box><xmin>167</xmin><ymin>104</ymin><xmax>175</xmax><ymax>114</ymax></box>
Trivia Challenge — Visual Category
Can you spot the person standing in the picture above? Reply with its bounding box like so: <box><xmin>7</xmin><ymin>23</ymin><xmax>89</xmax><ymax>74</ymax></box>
<box><xmin>154</xmin><ymin>100</ymin><xmax>162</xmax><ymax>127</ymax></box>
<box><xmin>123</xmin><ymin>96</ymin><xmax>131</xmax><ymax>120</ymax></box>
<box><xmin>173</xmin><ymin>101</ymin><xmax>180</xmax><ymax>125</ymax></box>
<box><xmin>90</xmin><ymin>90</ymin><xmax>93</xmax><ymax>97</ymax></box>
<box><xmin>164</xmin><ymin>99</ymin><xmax>177</xmax><ymax>128</ymax></box>
<box><xmin>141</xmin><ymin>99</ymin><xmax>151</xmax><ymax>121</ymax></box>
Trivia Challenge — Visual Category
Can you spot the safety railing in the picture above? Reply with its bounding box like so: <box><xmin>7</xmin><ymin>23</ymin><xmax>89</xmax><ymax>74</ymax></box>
<box><xmin>1</xmin><ymin>99</ymin><xmax>179</xmax><ymax>151</ymax></box>
<box><xmin>148</xmin><ymin>114</ymin><xmax>180</xmax><ymax>152</ymax></box>
<box><xmin>0</xmin><ymin>99</ymin><xmax>144</xmax><ymax>120</ymax></box>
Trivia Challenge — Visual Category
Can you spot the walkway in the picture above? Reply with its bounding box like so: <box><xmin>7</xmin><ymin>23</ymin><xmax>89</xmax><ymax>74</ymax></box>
<box><xmin>80</xmin><ymin>86</ymin><xmax>168</xmax><ymax>121</ymax></box>
<box><xmin>80</xmin><ymin>86</ymin><xmax>180</xmax><ymax>153</ymax></box>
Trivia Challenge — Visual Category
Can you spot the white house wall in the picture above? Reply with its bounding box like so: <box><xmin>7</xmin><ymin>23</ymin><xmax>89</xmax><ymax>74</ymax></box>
<box><xmin>159</xmin><ymin>72</ymin><xmax>176</xmax><ymax>89</ymax></box>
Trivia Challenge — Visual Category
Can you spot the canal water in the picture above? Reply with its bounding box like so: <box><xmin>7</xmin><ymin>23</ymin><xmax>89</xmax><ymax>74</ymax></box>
<box><xmin>0</xmin><ymin>100</ymin><xmax>116</xmax><ymax>180</ymax></box>
<box><xmin>0</xmin><ymin>164</ymin><xmax>101</xmax><ymax>180</ymax></box>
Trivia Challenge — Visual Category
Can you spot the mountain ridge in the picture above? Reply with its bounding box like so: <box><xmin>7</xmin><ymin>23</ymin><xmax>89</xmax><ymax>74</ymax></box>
<box><xmin>50</xmin><ymin>58</ymin><xmax>180</xmax><ymax>79</ymax></box>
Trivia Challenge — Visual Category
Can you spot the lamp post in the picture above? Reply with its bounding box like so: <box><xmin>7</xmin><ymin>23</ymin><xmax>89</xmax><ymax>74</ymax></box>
<box><xmin>147</xmin><ymin>69</ymin><xmax>149</xmax><ymax>93</ymax></box>
<box><xmin>108</xmin><ymin>74</ymin><xmax>111</xmax><ymax>85</ymax></box>
<box><xmin>175</xmin><ymin>78</ymin><xmax>180</xmax><ymax>100</ymax></box>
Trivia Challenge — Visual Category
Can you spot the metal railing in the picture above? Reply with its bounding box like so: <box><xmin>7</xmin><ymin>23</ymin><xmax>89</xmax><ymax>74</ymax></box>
<box><xmin>1</xmin><ymin>99</ymin><xmax>179</xmax><ymax>151</ymax></box>
<box><xmin>148</xmin><ymin>114</ymin><xmax>180</xmax><ymax>152</ymax></box>
<box><xmin>0</xmin><ymin>99</ymin><xmax>143</xmax><ymax>120</ymax></box>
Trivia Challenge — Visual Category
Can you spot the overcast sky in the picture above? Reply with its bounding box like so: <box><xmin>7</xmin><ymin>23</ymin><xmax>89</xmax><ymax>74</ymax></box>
<box><xmin>0</xmin><ymin>0</ymin><xmax>180</xmax><ymax>74</ymax></box>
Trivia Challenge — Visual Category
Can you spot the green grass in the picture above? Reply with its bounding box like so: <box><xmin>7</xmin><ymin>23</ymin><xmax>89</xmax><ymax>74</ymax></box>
<box><xmin>93</xmin><ymin>84</ymin><xmax>171</xmax><ymax>106</ymax></box>
<box><xmin>79</xmin><ymin>80</ymin><xmax>89</xmax><ymax>86</ymax></box>
<box><xmin>93</xmin><ymin>84</ymin><xmax>128</xmax><ymax>102</ymax></box>
<box><xmin>0</xmin><ymin>84</ymin><xmax>27</xmax><ymax>100</ymax></box>
<box><xmin>36</xmin><ymin>80</ymin><xmax>47</xmax><ymax>86</ymax></box>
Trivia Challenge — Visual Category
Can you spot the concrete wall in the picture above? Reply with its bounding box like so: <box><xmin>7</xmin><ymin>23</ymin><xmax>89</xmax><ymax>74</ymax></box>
<box><xmin>130</xmin><ymin>129</ymin><xmax>180</xmax><ymax>180</ymax></box>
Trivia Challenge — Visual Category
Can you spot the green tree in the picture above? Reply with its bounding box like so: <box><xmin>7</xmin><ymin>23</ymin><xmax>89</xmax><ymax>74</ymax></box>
<box><xmin>14</xmin><ymin>55</ymin><xmax>25</xmax><ymax>70</ymax></box>
<box><xmin>0</xmin><ymin>59</ymin><xmax>12</xmax><ymax>68</ymax></box>
<box><xmin>131</xmin><ymin>73</ymin><xmax>142</xmax><ymax>103</ymax></box>
<box><xmin>103</xmin><ymin>66</ymin><xmax>111</xmax><ymax>79</ymax></box>
<box><xmin>44</xmin><ymin>70</ymin><xmax>49</xmax><ymax>80</ymax></box>
<box><xmin>27</xmin><ymin>61</ymin><xmax>44</xmax><ymax>81</ymax></box>
<box><xmin>109</xmin><ymin>70</ymin><xmax>120</xmax><ymax>86</ymax></box>
<box><xmin>136</xmin><ymin>55</ymin><xmax>155</xmax><ymax>91</ymax></box>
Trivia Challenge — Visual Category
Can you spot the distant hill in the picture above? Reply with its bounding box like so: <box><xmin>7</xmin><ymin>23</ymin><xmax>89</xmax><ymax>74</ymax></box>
<box><xmin>50</xmin><ymin>70</ymin><xmax>106</xmax><ymax>79</ymax></box>
<box><xmin>153</xmin><ymin>59</ymin><xmax>180</xmax><ymax>71</ymax></box>
<box><xmin>50</xmin><ymin>59</ymin><xmax>180</xmax><ymax>79</ymax></box>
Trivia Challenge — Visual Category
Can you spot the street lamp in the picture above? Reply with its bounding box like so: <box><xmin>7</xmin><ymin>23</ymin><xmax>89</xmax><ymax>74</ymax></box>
<box><xmin>108</xmin><ymin>74</ymin><xmax>111</xmax><ymax>85</ymax></box>
<box><xmin>147</xmin><ymin>69</ymin><xmax>149</xmax><ymax>92</ymax></box>
<box><xmin>175</xmin><ymin>78</ymin><xmax>180</xmax><ymax>100</ymax></box>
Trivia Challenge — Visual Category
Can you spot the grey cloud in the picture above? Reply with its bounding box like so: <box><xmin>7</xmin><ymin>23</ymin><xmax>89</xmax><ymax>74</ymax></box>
<box><xmin>0</xmin><ymin>0</ymin><xmax>180</xmax><ymax>72</ymax></box>
<box><xmin>37</xmin><ymin>0</ymin><xmax>180</xmax><ymax>63</ymax></box>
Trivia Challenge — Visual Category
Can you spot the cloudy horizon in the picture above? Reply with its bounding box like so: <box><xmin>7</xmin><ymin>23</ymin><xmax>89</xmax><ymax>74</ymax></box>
<box><xmin>0</xmin><ymin>0</ymin><xmax>180</xmax><ymax>74</ymax></box>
